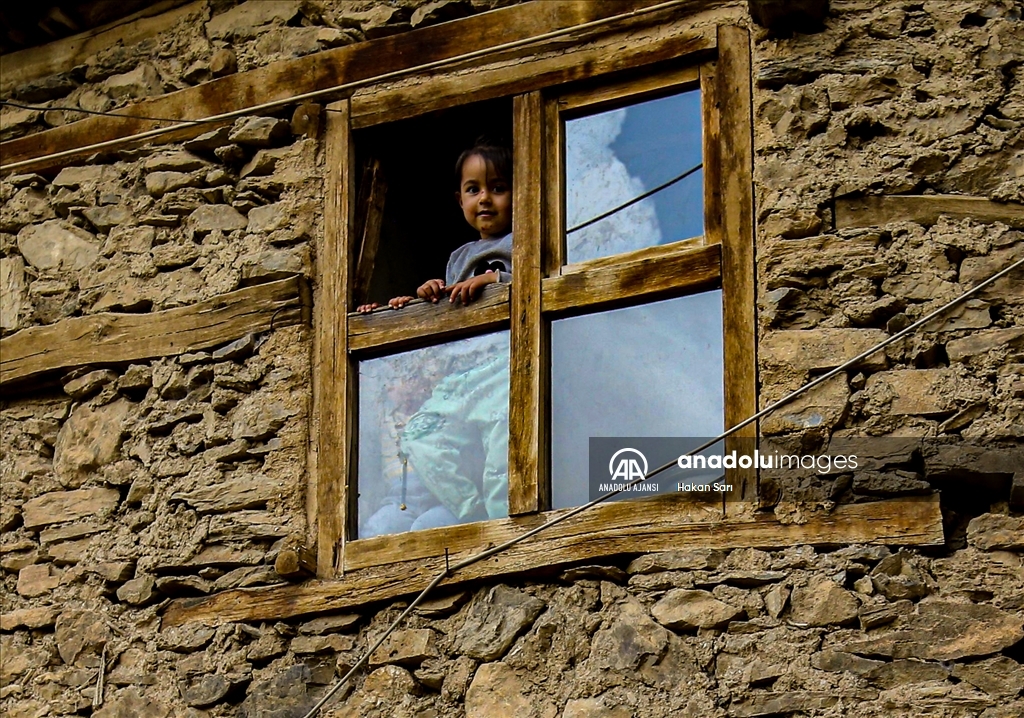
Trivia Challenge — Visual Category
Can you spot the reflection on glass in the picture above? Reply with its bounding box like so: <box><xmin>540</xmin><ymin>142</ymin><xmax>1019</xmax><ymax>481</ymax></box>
<box><xmin>357</xmin><ymin>331</ymin><xmax>510</xmax><ymax>539</ymax></box>
<box><xmin>550</xmin><ymin>291</ymin><xmax>724</xmax><ymax>509</ymax></box>
<box><xmin>565</xmin><ymin>88</ymin><xmax>703</xmax><ymax>265</ymax></box>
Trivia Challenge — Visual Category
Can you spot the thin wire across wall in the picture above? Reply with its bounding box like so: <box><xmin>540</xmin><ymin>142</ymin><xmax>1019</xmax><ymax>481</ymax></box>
<box><xmin>301</xmin><ymin>253</ymin><xmax>1024</xmax><ymax>718</ymax></box>
<box><xmin>0</xmin><ymin>99</ymin><xmax>224</xmax><ymax>126</ymax></box>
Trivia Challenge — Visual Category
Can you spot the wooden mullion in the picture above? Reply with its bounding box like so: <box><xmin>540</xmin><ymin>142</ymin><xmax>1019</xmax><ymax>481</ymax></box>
<box><xmin>541</xmin><ymin>243</ymin><xmax>722</xmax><ymax>316</ymax></box>
<box><xmin>316</xmin><ymin>100</ymin><xmax>356</xmax><ymax>578</ymax></box>
<box><xmin>700</xmin><ymin>60</ymin><xmax>723</xmax><ymax>248</ymax></box>
<box><xmin>167</xmin><ymin>495</ymin><xmax>945</xmax><ymax>627</ymax></box>
<box><xmin>509</xmin><ymin>92</ymin><xmax>547</xmax><ymax>516</ymax></box>
<box><xmin>352</xmin><ymin>158</ymin><xmax>388</xmax><ymax>305</ymax></box>
<box><xmin>542</xmin><ymin>95</ymin><xmax>564</xmax><ymax>277</ymax></box>
<box><xmin>716</xmin><ymin>25</ymin><xmax>758</xmax><ymax>510</ymax></box>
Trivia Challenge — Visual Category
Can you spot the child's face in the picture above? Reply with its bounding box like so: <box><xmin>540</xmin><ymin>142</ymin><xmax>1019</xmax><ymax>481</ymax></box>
<box><xmin>457</xmin><ymin>154</ymin><xmax>511</xmax><ymax>239</ymax></box>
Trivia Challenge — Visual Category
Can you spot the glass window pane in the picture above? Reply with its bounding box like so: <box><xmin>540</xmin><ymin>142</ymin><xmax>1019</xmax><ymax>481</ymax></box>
<box><xmin>565</xmin><ymin>88</ymin><xmax>703</xmax><ymax>265</ymax></box>
<box><xmin>357</xmin><ymin>331</ymin><xmax>509</xmax><ymax>539</ymax></box>
<box><xmin>550</xmin><ymin>292</ymin><xmax>723</xmax><ymax>509</ymax></box>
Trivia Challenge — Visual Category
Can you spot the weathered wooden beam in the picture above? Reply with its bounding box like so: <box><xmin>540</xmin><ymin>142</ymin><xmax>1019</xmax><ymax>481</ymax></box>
<box><xmin>0</xmin><ymin>276</ymin><xmax>306</xmax><ymax>387</ymax></box>
<box><xmin>836</xmin><ymin>194</ymin><xmax>1024</xmax><ymax>230</ymax></box>
<box><xmin>349</xmin><ymin>23</ymin><xmax>716</xmax><ymax>129</ymax></box>
<box><xmin>314</xmin><ymin>100</ymin><xmax>355</xmax><ymax>578</ymax></box>
<box><xmin>0</xmin><ymin>0</ymin><xmax>681</xmax><ymax>174</ymax></box>
<box><xmin>748</xmin><ymin>0</ymin><xmax>830</xmax><ymax>33</ymax></box>
<box><xmin>717</xmin><ymin>25</ymin><xmax>758</xmax><ymax>509</ymax></box>
<box><xmin>509</xmin><ymin>91</ymin><xmax>547</xmax><ymax>516</ymax></box>
<box><xmin>346</xmin><ymin>283</ymin><xmax>510</xmax><ymax>354</ymax></box>
<box><xmin>162</xmin><ymin>495</ymin><xmax>944</xmax><ymax>627</ymax></box>
<box><xmin>541</xmin><ymin>242</ymin><xmax>722</xmax><ymax>315</ymax></box>
<box><xmin>0</xmin><ymin>0</ymin><xmax>198</xmax><ymax>95</ymax></box>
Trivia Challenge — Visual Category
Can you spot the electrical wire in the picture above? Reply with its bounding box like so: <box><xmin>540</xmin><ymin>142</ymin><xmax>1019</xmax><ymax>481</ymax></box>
<box><xmin>0</xmin><ymin>0</ymin><xmax>695</xmax><ymax>173</ymax></box>
<box><xmin>302</xmin><ymin>253</ymin><xmax>1024</xmax><ymax>718</ymax></box>
<box><xmin>567</xmin><ymin>161</ymin><xmax>703</xmax><ymax>234</ymax></box>
<box><xmin>0</xmin><ymin>99</ymin><xmax>223</xmax><ymax>126</ymax></box>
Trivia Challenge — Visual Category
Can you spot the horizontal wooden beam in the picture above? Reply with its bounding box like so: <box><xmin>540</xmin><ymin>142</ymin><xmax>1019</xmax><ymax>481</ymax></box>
<box><xmin>346</xmin><ymin>283</ymin><xmax>510</xmax><ymax>354</ymax></box>
<box><xmin>162</xmin><ymin>495</ymin><xmax>943</xmax><ymax>627</ymax></box>
<box><xmin>542</xmin><ymin>242</ymin><xmax>721</xmax><ymax>315</ymax></box>
<box><xmin>0</xmin><ymin>0</ymin><xmax>198</xmax><ymax>96</ymax></box>
<box><xmin>349</xmin><ymin>22</ymin><xmax>715</xmax><ymax>129</ymax></box>
<box><xmin>836</xmin><ymin>194</ymin><xmax>1024</xmax><ymax>230</ymax></box>
<box><xmin>0</xmin><ymin>0</ymin><xmax>680</xmax><ymax>174</ymax></box>
<box><xmin>0</xmin><ymin>276</ymin><xmax>307</xmax><ymax>387</ymax></box>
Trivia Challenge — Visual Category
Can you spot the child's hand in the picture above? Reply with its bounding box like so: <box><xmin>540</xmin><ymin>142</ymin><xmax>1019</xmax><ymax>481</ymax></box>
<box><xmin>447</xmin><ymin>271</ymin><xmax>497</xmax><ymax>305</ymax></box>
<box><xmin>417</xmin><ymin>279</ymin><xmax>446</xmax><ymax>303</ymax></box>
<box><xmin>388</xmin><ymin>295</ymin><xmax>416</xmax><ymax>309</ymax></box>
<box><xmin>356</xmin><ymin>302</ymin><xmax>379</xmax><ymax>313</ymax></box>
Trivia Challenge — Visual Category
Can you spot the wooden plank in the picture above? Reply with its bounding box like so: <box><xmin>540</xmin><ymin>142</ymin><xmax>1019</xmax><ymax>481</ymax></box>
<box><xmin>162</xmin><ymin>495</ymin><xmax>944</xmax><ymax>627</ymax></box>
<box><xmin>0</xmin><ymin>0</ymin><xmax>197</xmax><ymax>95</ymax></box>
<box><xmin>351</xmin><ymin>24</ymin><xmax>716</xmax><ymax>129</ymax></box>
<box><xmin>0</xmin><ymin>277</ymin><xmax>304</xmax><ymax>387</ymax></box>
<box><xmin>560</xmin><ymin>236</ymin><xmax>705</xmax><ymax>275</ymax></box>
<box><xmin>0</xmin><ymin>0</ymin><xmax>679</xmax><ymax>173</ymax></box>
<box><xmin>716</xmin><ymin>25</ymin><xmax>758</xmax><ymax>508</ymax></box>
<box><xmin>542</xmin><ymin>243</ymin><xmax>722</xmax><ymax>315</ymax></box>
<box><xmin>542</xmin><ymin>96</ymin><xmax>564</xmax><ymax>276</ymax></box>
<box><xmin>509</xmin><ymin>92</ymin><xmax>547</xmax><ymax>516</ymax></box>
<box><xmin>314</xmin><ymin>100</ymin><xmax>354</xmax><ymax>578</ymax></box>
<box><xmin>556</xmin><ymin>65</ymin><xmax>700</xmax><ymax>114</ymax></box>
<box><xmin>346</xmin><ymin>283</ymin><xmax>510</xmax><ymax>354</ymax></box>
<box><xmin>352</xmin><ymin>158</ymin><xmax>388</xmax><ymax>304</ymax></box>
<box><xmin>836</xmin><ymin>195</ymin><xmax>1024</xmax><ymax>230</ymax></box>
<box><xmin>700</xmin><ymin>61</ymin><xmax>723</xmax><ymax>248</ymax></box>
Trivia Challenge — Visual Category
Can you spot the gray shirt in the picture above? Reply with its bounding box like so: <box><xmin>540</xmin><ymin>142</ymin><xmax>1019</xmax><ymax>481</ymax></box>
<box><xmin>445</xmin><ymin>233</ymin><xmax>512</xmax><ymax>285</ymax></box>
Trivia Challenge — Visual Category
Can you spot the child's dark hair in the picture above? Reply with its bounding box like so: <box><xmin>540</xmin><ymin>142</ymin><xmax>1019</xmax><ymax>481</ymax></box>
<box><xmin>454</xmin><ymin>136</ymin><xmax>512</xmax><ymax>189</ymax></box>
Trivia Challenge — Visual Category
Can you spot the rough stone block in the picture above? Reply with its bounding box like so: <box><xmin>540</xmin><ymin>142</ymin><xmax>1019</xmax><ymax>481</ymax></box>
<box><xmin>188</xmin><ymin>205</ymin><xmax>247</xmax><ymax>234</ymax></box>
<box><xmin>17</xmin><ymin>563</ymin><xmax>61</xmax><ymax>597</ymax></box>
<box><xmin>0</xmin><ymin>606</ymin><xmax>57</xmax><ymax>631</ymax></box>
<box><xmin>947</xmin><ymin>328</ymin><xmax>1024</xmax><ymax>362</ymax></box>
<box><xmin>0</xmin><ymin>256</ymin><xmax>27</xmax><ymax>331</ymax></box>
<box><xmin>865</xmin><ymin>369</ymin><xmax>954</xmax><ymax>416</ymax></box>
<box><xmin>22</xmin><ymin>487</ymin><xmax>121</xmax><ymax>529</ymax></box>
<box><xmin>228</xmin><ymin>117</ymin><xmax>291</xmax><ymax>147</ymax></box>
<box><xmin>789</xmin><ymin>579</ymin><xmax>859</xmax><ymax>626</ymax></box>
<box><xmin>53</xmin><ymin>399</ymin><xmax>131</xmax><ymax>486</ymax></box>
<box><xmin>455</xmin><ymin>585</ymin><xmax>545</xmax><ymax>661</ymax></box>
<box><xmin>967</xmin><ymin>514</ymin><xmax>1024</xmax><ymax>551</ymax></box>
<box><xmin>651</xmin><ymin>588</ymin><xmax>744</xmax><ymax>630</ymax></box>
<box><xmin>761</xmin><ymin>328</ymin><xmax>888</xmax><ymax>377</ymax></box>
<box><xmin>369</xmin><ymin>629</ymin><xmax>437</xmax><ymax>667</ymax></box>
<box><xmin>16</xmin><ymin>219</ymin><xmax>99</xmax><ymax>271</ymax></box>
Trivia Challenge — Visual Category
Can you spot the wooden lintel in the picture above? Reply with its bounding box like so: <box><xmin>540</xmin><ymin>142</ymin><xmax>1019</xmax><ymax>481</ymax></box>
<box><xmin>747</xmin><ymin>0</ymin><xmax>830</xmax><ymax>33</ymax></box>
<box><xmin>0</xmin><ymin>276</ymin><xmax>306</xmax><ymax>387</ymax></box>
<box><xmin>161</xmin><ymin>495</ymin><xmax>944</xmax><ymax>627</ymax></box>
<box><xmin>0</xmin><ymin>0</ymin><xmax>677</xmax><ymax>174</ymax></box>
<box><xmin>346</xmin><ymin>283</ymin><xmax>510</xmax><ymax>354</ymax></box>
<box><xmin>836</xmin><ymin>194</ymin><xmax>1024</xmax><ymax>230</ymax></box>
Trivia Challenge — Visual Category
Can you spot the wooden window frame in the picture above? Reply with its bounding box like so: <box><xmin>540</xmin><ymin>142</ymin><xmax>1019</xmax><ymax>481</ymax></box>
<box><xmin>315</xmin><ymin>18</ymin><xmax>756</xmax><ymax>579</ymax></box>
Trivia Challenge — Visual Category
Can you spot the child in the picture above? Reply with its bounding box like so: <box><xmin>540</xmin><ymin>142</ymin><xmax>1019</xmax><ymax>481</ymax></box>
<box><xmin>359</xmin><ymin>139</ymin><xmax>513</xmax><ymax>529</ymax></box>
<box><xmin>358</xmin><ymin>138</ymin><xmax>512</xmax><ymax>312</ymax></box>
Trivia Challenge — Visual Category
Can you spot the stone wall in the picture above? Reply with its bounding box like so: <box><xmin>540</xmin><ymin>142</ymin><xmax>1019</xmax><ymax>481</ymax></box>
<box><xmin>2</xmin><ymin>0</ymin><xmax>1024</xmax><ymax>717</ymax></box>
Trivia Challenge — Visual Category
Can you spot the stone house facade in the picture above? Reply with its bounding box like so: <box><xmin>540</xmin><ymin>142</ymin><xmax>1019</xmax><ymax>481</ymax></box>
<box><xmin>1</xmin><ymin>1</ymin><xmax>1023</xmax><ymax>716</ymax></box>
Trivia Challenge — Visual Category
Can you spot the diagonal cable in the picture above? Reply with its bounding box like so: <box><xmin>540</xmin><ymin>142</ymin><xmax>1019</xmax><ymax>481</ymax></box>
<box><xmin>0</xmin><ymin>100</ymin><xmax>223</xmax><ymax>126</ymax></box>
<box><xmin>566</xmin><ymin>161</ymin><xmax>702</xmax><ymax>234</ymax></box>
<box><xmin>302</xmin><ymin>253</ymin><xmax>1024</xmax><ymax>718</ymax></box>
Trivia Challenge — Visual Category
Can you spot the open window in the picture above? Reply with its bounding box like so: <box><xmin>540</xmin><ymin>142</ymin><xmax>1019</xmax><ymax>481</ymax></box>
<box><xmin>316</xmin><ymin>20</ymin><xmax>756</xmax><ymax>579</ymax></box>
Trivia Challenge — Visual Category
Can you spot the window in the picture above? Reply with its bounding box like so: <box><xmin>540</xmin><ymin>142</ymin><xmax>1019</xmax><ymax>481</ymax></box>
<box><xmin>315</xmin><ymin>18</ymin><xmax>755</xmax><ymax>580</ymax></box>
